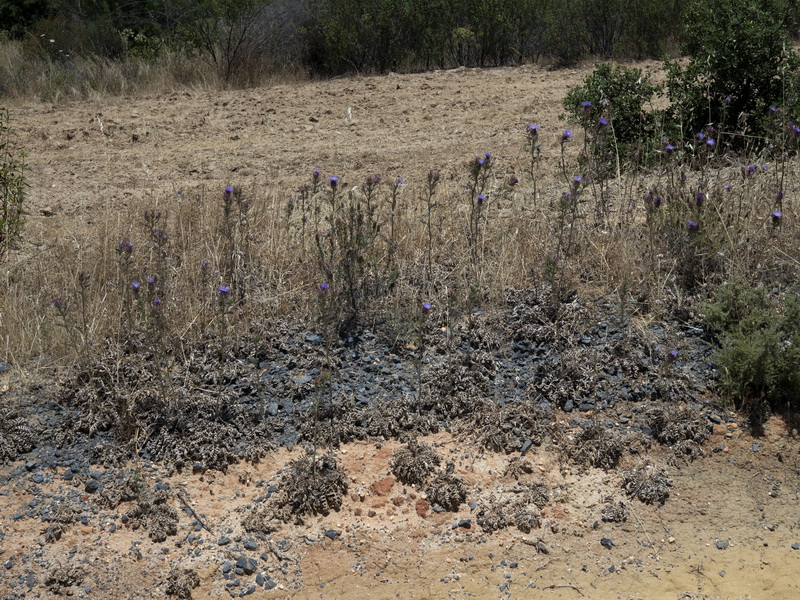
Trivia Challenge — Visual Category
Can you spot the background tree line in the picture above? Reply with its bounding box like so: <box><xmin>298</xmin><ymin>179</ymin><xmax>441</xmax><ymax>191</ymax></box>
<box><xmin>1</xmin><ymin>0</ymin><xmax>798</xmax><ymax>85</ymax></box>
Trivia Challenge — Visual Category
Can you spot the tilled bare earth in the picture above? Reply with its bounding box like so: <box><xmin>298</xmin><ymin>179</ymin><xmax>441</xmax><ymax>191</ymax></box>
<box><xmin>1</xmin><ymin>62</ymin><xmax>800</xmax><ymax>599</ymax></box>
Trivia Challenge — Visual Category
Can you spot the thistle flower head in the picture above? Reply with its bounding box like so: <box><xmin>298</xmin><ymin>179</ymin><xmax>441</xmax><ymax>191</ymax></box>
<box><xmin>427</xmin><ymin>169</ymin><xmax>440</xmax><ymax>183</ymax></box>
<box><xmin>328</xmin><ymin>176</ymin><xmax>339</xmax><ymax>188</ymax></box>
<box><xmin>772</xmin><ymin>210</ymin><xmax>783</xmax><ymax>224</ymax></box>
<box><xmin>319</xmin><ymin>282</ymin><xmax>330</xmax><ymax>294</ymax></box>
<box><xmin>131</xmin><ymin>281</ymin><xmax>141</xmax><ymax>293</ymax></box>
<box><xmin>562</xmin><ymin>129</ymin><xmax>573</xmax><ymax>141</ymax></box>
<box><xmin>664</xmin><ymin>144</ymin><xmax>675</xmax><ymax>154</ymax></box>
<box><xmin>688</xmin><ymin>220</ymin><xmax>699</xmax><ymax>231</ymax></box>
<box><xmin>52</xmin><ymin>297</ymin><xmax>66</xmax><ymax>310</ymax></box>
<box><xmin>507</xmin><ymin>174</ymin><xmax>519</xmax><ymax>187</ymax></box>
<box><xmin>665</xmin><ymin>349</ymin><xmax>679</xmax><ymax>364</ymax></box>
<box><xmin>705</xmin><ymin>137</ymin><xmax>715</xmax><ymax>148</ymax></box>
<box><xmin>527</xmin><ymin>124</ymin><xmax>539</xmax><ymax>136</ymax></box>
<box><xmin>421</xmin><ymin>302</ymin><xmax>432</xmax><ymax>312</ymax></box>
<box><xmin>152</xmin><ymin>297</ymin><xmax>162</xmax><ymax>308</ymax></box>
<box><xmin>394</xmin><ymin>176</ymin><xmax>405</xmax><ymax>186</ymax></box>
<box><xmin>581</xmin><ymin>100</ymin><xmax>592</xmax><ymax>112</ymax></box>
<box><xmin>477</xmin><ymin>194</ymin><xmax>486</xmax><ymax>206</ymax></box>
<box><xmin>598</xmin><ymin>117</ymin><xmax>608</xmax><ymax>127</ymax></box>
<box><xmin>218</xmin><ymin>285</ymin><xmax>231</xmax><ymax>298</ymax></box>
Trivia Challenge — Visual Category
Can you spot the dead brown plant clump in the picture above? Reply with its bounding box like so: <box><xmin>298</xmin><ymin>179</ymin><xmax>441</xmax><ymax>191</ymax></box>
<box><xmin>426</xmin><ymin>472</ymin><xmax>467</xmax><ymax>511</ymax></box>
<box><xmin>390</xmin><ymin>439</ymin><xmax>442</xmax><ymax>487</ymax></box>
<box><xmin>568</xmin><ymin>422</ymin><xmax>624</xmax><ymax>469</ymax></box>
<box><xmin>622</xmin><ymin>460</ymin><xmax>672</xmax><ymax>505</ymax></box>
<box><xmin>163</xmin><ymin>567</ymin><xmax>200</xmax><ymax>599</ymax></box>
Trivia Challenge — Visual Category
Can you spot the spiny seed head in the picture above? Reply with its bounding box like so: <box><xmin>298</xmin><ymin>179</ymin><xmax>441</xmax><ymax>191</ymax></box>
<box><xmin>118</xmin><ymin>240</ymin><xmax>133</xmax><ymax>254</ymax></box>
<box><xmin>366</xmin><ymin>174</ymin><xmax>381</xmax><ymax>185</ymax></box>
<box><xmin>428</xmin><ymin>170</ymin><xmax>440</xmax><ymax>183</ymax></box>
<box><xmin>201</xmin><ymin>260</ymin><xmax>209</xmax><ymax>271</ymax></box>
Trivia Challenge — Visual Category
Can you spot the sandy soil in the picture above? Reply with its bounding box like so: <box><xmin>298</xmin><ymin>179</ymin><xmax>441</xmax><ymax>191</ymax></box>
<box><xmin>2</xmin><ymin>61</ymin><xmax>800</xmax><ymax>599</ymax></box>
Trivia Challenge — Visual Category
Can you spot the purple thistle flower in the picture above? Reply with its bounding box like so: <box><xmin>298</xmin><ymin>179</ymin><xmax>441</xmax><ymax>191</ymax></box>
<box><xmin>688</xmin><ymin>220</ymin><xmax>699</xmax><ymax>231</ymax></box>
<box><xmin>664</xmin><ymin>144</ymin><xmax>675</xmax><ymax>154</ymax></box>
<box><xmin>484</xmin><ymin>152</ymin><xmax>492</xmax><ymax>161</ymax></box>
<box><xmin>724</xmin><ymin>96</ymin><xmax>732</xmax><ymax>103</ymax></box>
<box><xmin>562</xmin><ymin>130</ymin><xmax>573</xmax><ymax>141</ymax></box>
<box><xmin>218</xmin><ymin>285</ymin><xmax>231</xmax><ymax>298</ymax></box>
<box><xmin>319</xmin><ymin>282</ymin><xmax>330</xmax><ymax>294</ymax></box>
<box><xmin>696</xmin><ymin>132</ymin><xmax>705</xmax><ymax>142</ymax></box>
<box><xmin>598</xmin><ymin>117</ymin><xmax>608</xmax><ymax>127</ymax></box>
<box><xmin>118</xmin><ymin>239</ymin><xmax>133</xmax><ymax>254</ymax></box>
<box><xmin>772</xmin><ymin>210</ymin><xmax>783</xmax><ymax>224</ymax></box>
<box><xmin>527</xmin><ymin>124</ymin><xmax>539</xmax><ymax>135</ymax></box>
<box><xmin>313</xmin><ymin>169</ymin><xmax>321</xmax><ymax>179</ymax></box>
<box><xmin>477</xmin><ymin>194</ymin><xmax>486</xmax><ymax>206</ymax></box>
<box><xmin>507</xmin><ymin>175</ymin><xmax>519</xmax><ymax>186</ymax></box>
<box><xmin>421</xmin><ymin>302</ymin><xmax>432</xmax><ymax>312</ymax></box>
<box><xmin>572</xmin><ymin>175</ymin><xmax>582</xmax><ymax>190</ymax></box>
<box><xmin>695</xmin><ymin>193</ymin><xmax>705</xmax><ymax>207</ymax></box>
<box><xmin>131</xmin><ymin>281</ymin><xmax>141</xmax><ymax>294</ymax></box>
<box><xmin>706</xmin><ymin>138</ymin><xmax>715</xmax><ymax>148</ymax></box>
<box><xmin>328</xmin><ymin>176</ymin><xmax>339</xmax><ymax>188</ymax></box>
<box><xmin>394</xmin><ymin>177</ymin><xmax>405</xmax><ymax>186</ymax></box>
<box><xmin>655</xmin><ymin>195</ymin><xmax>663</xmax><ymax>208</ymax></box>
<box><xmin>224</xmin><ymin>186</ymin><xmax>234</xmax><ymax>195</ymax></box>
<box><xmin>776</xmin><ymin>189</ymin><xmax>785</xmax><ymax>201</ymax></box>
<box><xmin>428</xmin><ymin>170</ymin><xmax>440</xmax><ymax>183</ymax></box>
<box><xmin>52</xmin><ymin>297</ymin><xmax>66</xmax><ymax>310</ymax></box>
<box><xmin>665</xmin><ymin>349</ymin><xmax>679</xmax><ymax>364</ymax></box>
<box><xmin>581</xmin><ymin>100</ymin><xmax>592</xmax><ymax>112</ymax></box>
<box><xmin>146</xmin><ymin>276</ymin><xmax>157</xmax><ymax>288</ymax></box>
<box><xmin>366</xmin><ymin>174</ymin><xmax>381</xmax><ymax>186</ymax></box>
<box><xmin>152</xmin><ymin>297</ymin><xmax>162</xmax><ymax>308</ymax></box>
<box><xmin>201</xmin><ymin>260</ymin><xmax>209</xmax><ymax>271</ymax></box>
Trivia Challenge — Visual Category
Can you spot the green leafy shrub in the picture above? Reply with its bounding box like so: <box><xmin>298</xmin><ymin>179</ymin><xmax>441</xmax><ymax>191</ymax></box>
<box><xmin>564</xmin><ymin>63</ymin><xmax>662</xmax><ymax>162</ymax></box>
<box><xmin>702</xmin><ymin>279</ymin><xmax>800</xmax><ymax>420</ymax></box>
<box><xmin>1</xmin><ymin>107</ymin><xmax>26</xmax><ymax>256</ymax></box>
<box><xmin>665</xmin><ymin>0</ymin><xmax>800</xmax><ymax>147</ymax></box>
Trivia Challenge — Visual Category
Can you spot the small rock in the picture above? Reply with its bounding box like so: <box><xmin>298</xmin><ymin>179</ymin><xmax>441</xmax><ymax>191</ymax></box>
<box><xmin>457</xmin><ymin>519</ymin><xmax>472</xmax><ymax>529</ymax></box>
<box><xmin>709</xmin><ymin>414</ymin><xmax>722</xmax><ymax>424</ymax></box>
<box><xmin>324</xmin><ymin>530</ymin><xmax>340</xmax><ymax>541</ymax></box>
<box><xmin>792</xmin><ymin>544</ymin><xmax>800</xmax><ymax>550</ymax></box>
<box><xmin>84</xmin><ymin>480</ymin><xmax>100</xmax><ymax>494</ymax></box>
<box><xmin>218</xmin><ymin>536</ymin><xmax>232</xmax><ymax>546</ymax></box>
<box><xmin>222</xmin><ymin>562</ymin><xmax>232</xmax><ymax>574</ymax></box>
<box><xmin>600</xmin><ymin>537</ymin><xmax>615</xmax><ymax>549</ymax></box>
<box><xmin>520</xmin><ymin>439</ymin><xmax>532</xmax><ymax>453</ymax></box>
<box><xmin>235</xmin><ymin>557</ymin><xmax>257</xmax><ymax>575</ymax></box>
<box><xmin>715</xmin><ymin>539</ymin><xmax>729</xmax><ymax>550</ymax></box>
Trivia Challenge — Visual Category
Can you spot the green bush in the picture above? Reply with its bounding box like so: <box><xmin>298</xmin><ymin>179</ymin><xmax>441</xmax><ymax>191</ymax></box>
<box><xmin>702</xmin><ymin>279</ymin><xmax>800</xmax><ymax>420</ymax></box>
<box><xmin>564</xmin><ymin>63</ymin><xmax>662</xmax><ymax>160</ymax></box>
<box><xmin>665</xmin><ymin>0</ymin><xmax>800</xmax><ymax>146</ymax></box>
<box><xmin>1</xmin><ymin>108</ymin><xmax>26</xmax><ymax>256</ymax></box>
